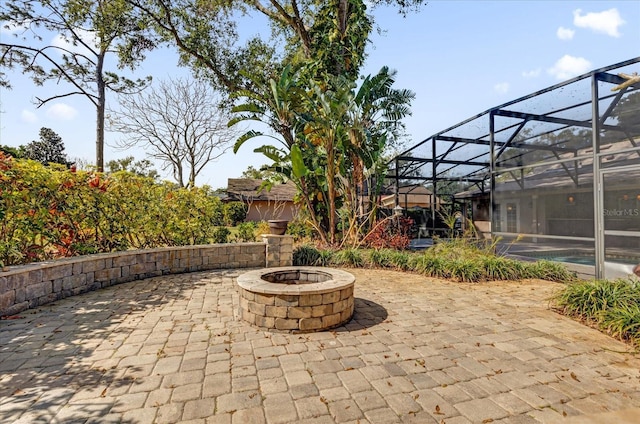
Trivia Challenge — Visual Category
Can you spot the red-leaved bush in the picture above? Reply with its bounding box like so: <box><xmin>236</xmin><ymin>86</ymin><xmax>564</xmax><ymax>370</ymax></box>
<box><xmin>363</xmin><ymin>216</ymin><xmax>414</xmax><ymax>250</ymax></box>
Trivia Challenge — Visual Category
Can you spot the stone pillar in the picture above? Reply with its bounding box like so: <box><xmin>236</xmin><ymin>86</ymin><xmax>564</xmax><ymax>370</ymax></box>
<box><xmin>261</xmin><ymin>235</ymin><xmax>294</xmax><ymax>267</ymax></box>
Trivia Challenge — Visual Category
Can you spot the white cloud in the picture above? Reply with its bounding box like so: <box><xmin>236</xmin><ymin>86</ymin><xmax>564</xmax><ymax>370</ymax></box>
<box><xmin>556</xmin><ymin>27</ymin><xmax>575</xmax><ymax>40</ymax></box>
<box><xmin>547</xmin><ymin>55</ymin><xmax>592</xmax><ymax>80</ymax></box>
<box><xmin>21</xmin><ymin>110</ymin><xmax>38</xmax><ymax>124</ymax></box>
<box><xmin>494</xmin><ymin>82</ymin><xmax>509</xmax><ymax>94</ymax></box>
<box><xmin>51</xmin><ymin>29</ymin><xmax>98</xmax><ymax>57</ymax></box>
<box><xmin>522</xmin><ymin>68</ymin><xmax>541</xmax><ymax>78</ymax></box>
<box><xmin>1</xmin><ymin>20</ymin><xmax>31</xmax><ymax>35</ymax></box>
<box><xmin>46</xmin><ymin>103</ymin><xmax>78</xmax><ymax>120</ymax></box>
<box><xmin>573</xmin><ymin>8</ymin><xmax>625</xmax><ymax>37</ymax></box>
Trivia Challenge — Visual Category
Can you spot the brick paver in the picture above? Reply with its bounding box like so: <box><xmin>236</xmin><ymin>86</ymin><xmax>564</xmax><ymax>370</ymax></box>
<box><xmin>2</xmin><ymin>268</ymin><xmax>640</xmax><ymax>423</ymax></box>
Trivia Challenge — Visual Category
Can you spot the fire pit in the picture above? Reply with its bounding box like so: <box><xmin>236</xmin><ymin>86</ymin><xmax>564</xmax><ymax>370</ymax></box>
<box><xmin>237</xmin><ymin>267</ymin><xmax>355</xmax><ymax>332</ymax></box>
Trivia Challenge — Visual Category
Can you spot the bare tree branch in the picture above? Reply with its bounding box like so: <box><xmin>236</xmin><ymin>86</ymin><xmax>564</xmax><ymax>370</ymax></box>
<box><xmin>109</xmin><ymin>77</ymin><xmax>240</xmax><ymax>188</ymax></box>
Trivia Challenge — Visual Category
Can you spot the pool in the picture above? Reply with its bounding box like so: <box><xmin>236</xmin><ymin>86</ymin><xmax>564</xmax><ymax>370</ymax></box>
<box><xmin>519</xmin><ymin>251</ymin><xmax>638</xmax><ymax>267</ymax></box>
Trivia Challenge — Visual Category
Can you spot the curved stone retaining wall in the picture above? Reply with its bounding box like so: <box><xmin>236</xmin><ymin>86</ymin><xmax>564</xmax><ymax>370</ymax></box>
<box><xmin>0</xmin><ymin>235</ymin><xmax>293</xmax><ymax>317</ymax></box>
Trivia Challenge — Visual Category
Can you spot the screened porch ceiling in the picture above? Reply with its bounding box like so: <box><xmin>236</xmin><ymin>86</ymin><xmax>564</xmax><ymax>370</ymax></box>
<box><xmin>389</xmin><ymin>57</ymin><xmax>640</xmax><ymax>199</ymax></box>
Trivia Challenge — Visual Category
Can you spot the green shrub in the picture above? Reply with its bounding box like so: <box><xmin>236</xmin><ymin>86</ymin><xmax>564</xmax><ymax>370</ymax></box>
<box><xmin>552</xmin><ymin>278</ymin><xmax>640</xmax><ymax>319</ymax></box>
<box><xmin>552</xmin><ymin>278</ymin><xmax>640</xmax><ymax>346</ymax></box>
<box><xmin>333</xmin><ymin>248</ymin><xmax>364</xmax><ymax>267</ymax></box>
<box><xmin>317</xmin><ymin>249</ymin><xmax>334</xmax><ymax>266</ymax></box>
<box><xmin>224</xmin><ymin>202</ymin><xmax>247</xmax><ymax>226</ymax></box>
<box><xmin>599</xmin><ymin>304</ymin><xmax>640</xmax><ymax>346</ymax></box>
<box><xmin>368</xmin><ymin>249</ymin><xmax>394</xmax><ymax>268</ymax></box>
<box><xmin>413</xmin><ymin>256</ymin><xmax>449</xmax><ymax>279</ymax></box>
<box><xmin>211</xmin><ymin>227</ymin><xmax>231</xmax><ymax>244</ymax></box>
<box><xmin>293</xmin><ymin>245</ymin><xmax>322</xmax><ymax>266</ymax></box>
<box><xmin>389</xmin><ymin>250</ymin><xmax>411</xmax><ymax>271</ymax></box>
<box><xmin>449</xmin><ymin>259</ymin><xmax>483</xmax><ymax>282</ymax></box>
<box><xmin>286</xmin><ymin>218</ymin><xmax>314</xmax><ymax>241</ymax></box>
<box><xmin>236</xmin><ymin>222</ymin><xmax>257</xmax><ymax>242</ymax></box>
<box><xmin>481</xmin><ymin>257</ymin><xmax>518</xmax><ymax>280</ymax></box>
<box><xmin>525</xmin><ymin>260</ymin><xmax>575</xmax><ymax>281</ymax></box>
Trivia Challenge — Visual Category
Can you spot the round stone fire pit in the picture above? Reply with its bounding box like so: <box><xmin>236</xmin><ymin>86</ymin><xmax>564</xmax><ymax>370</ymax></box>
<box><xmin>237</xmin><ymin>267</ymin><xmax>355</xmax><ymax>332</ymax></box>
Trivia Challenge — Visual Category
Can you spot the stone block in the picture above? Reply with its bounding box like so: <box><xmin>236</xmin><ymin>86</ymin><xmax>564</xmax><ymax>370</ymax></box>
<box><xmin>95</xmin><ymin>267</ymin><xmax>121</xmax><ymax>281</ymax></box>
<box><xmin>241</xmin><ymin>289</ymin><xmax>255</xmax><ymax>301</ymax></box>
<box><xmin>299</xmin><ymin>294</ymin><xmax>323</xmax><ymax>307</ymax></box>
<box><xmin>275</xmin><ymin>295</ymin><xmax>298</xmax><ymax>306</ymax></box>
<box><xmin>26</xmin><ymin>281</ymin><xmax>51</xmax><ymax>299</ymax></box>
<box><xmin>255</xmin><ymin>293</ymin><xmax>275</xmax><ymax>306</ymax></box>
<box><xmin>299</xmin><ymin>317</ymin><xmax>323</xmax><ymax>331</ymax></box>
<box><xmin>130</xmin><ymin>263</ymin><xmax>146</xmax><ymax>275</ymax></box>
<box><xmin>332</xmin><ymin>299</ymin><xmax>348</xmax><ymax>313</ymax></box>
<box><xmin>248</xmin><ymin>301</ymin><xmax>266</xmax><ymax>316</ymax></box>
<box><xmin>52</xmin><ymin>278</ymin><xmax>63</xmax><ymax>293</ymax></box>
<box><xmin>340</xmin><ymin>308</ymin><xmax>353</xmax><ymax>323</ymax></box>
<box><xmin>72</xmin><ymin>262</ymin><xmax>83</xmax><ymax>275</ymax></box>
<box><xmin>265</xmin><ymin>305</ymin><xmax>288</xmax><ymax>318</ymax></box>
<box><xmin>288</xmin><ymin>306</ymin><xmax>312</xmax><ymax>319</ymax></box>
<box><xmin>28</xmin><ymin>269</ymin><xmax>43</xmax><ymax>283</ymax></box>
<box><xmin>43</xmin><ymin>264</ymin><xmax>72</xmax><ymax>281</ymax></box>
<box><xmin>322</xmin><ymin>313</ymin><xmax>342</xmax><ymax>328</ymax></box>
<box><xmin>311</xmin><ymin>304</ymin><xmax>333</xmax><ymax>318</ymax></box>
<box><xmin>275</xmin><ymin>318</ymin><xmax>299</xmax><ymax>330</ymax></box>
<box><xmin>0</xmin><ymin>290</ymin><xmax>15</xmax><ymax>311</ymax></box>
<box><xmin>322</xmin><ymin>291</ymin><xmax>340</xmax><ymax>305</ymax></box>
<box><xmin>15</xmin><ymin>287</ymin><xmax>25</xmax><ymax>303</ymax></box>
<box><xmin>83</xmin><ymin>259</ymin><xmax>105</xmax><ymax>273</ymax></box>
<box><xmin>113</xmin><ymin>255</ymin><xmax>137</xmax><ymax>267</ymax></box>
<box><xmin>0</xmin><ymin>276</ymin><xmax>7</xmax><ymax>292</ymax></box>
<box><xmin>340</xmin><ymin>286</ymin><xmax>354</xmax><ymax>300</ymax></box>
<box><xmin>255</xmin><ymin>315</ymin><xmax>275</xmax><ymax>328</ymax></box>
<box><xmin>8</xmin><ymin>273</ymin><xmax>28</xmax><ymax>290</ymax></box>
<box><xmin>239</xmin><ymin>296</ymin><xmax>249</xmax><ymax>312</ymax></box>
<box><xmin>242</xmin><ymin>310</ymin><xmax>257</xmax><ymax>325</ymax></box>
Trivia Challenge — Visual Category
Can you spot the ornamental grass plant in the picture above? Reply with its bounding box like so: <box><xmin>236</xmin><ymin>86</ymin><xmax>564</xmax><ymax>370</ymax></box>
<box><xmin>292</xmin><ymin>239</ymin><xmax>576</xmax><ymax>283</ymax></box>
<box><xmin>552</xmin><ymin>278</ymin><xmax>640</xmax><ymax>347</ymax></box>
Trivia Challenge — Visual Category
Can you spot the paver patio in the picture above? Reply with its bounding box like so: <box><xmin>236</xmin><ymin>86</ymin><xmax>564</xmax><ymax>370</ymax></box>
<box><xmin>1</xmin><ymin>268</ymin><xmax>640</xmax><ymax>423</ymax></box>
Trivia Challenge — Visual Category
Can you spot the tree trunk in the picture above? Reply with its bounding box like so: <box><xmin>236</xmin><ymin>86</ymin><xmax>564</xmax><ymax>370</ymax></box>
<box><xmin>96</xmin><ymin>52</ymin><xmax>106</xmax><ymax>172</ymax></box>
<box><xmin>326</xmin><ymin>132</ymin><xmax>337</xmax><ymax>245</ymax></box>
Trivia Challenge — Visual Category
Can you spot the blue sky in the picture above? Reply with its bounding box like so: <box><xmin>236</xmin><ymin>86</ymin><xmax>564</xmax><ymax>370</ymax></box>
<box><xmin>1</xmin><ymin>1</ymin><xmax>639</xmax><ymax>189</ymax></box>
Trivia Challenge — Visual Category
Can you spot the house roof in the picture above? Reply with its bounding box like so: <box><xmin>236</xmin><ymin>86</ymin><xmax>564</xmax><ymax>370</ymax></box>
<box><xmin>227</xmin><ymin>179</ymin><xmax>297</xmax><ymax>202</ymax></box>
<box><xmin>381</xmin><ymin>184</ymin><xmax>443</xmax><ymax>208</ymax></box>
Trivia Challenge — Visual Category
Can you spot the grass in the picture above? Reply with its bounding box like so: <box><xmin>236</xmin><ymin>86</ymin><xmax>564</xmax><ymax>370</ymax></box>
<box><xmin>551</xmin><ymin>278</ymin><xmax>640</xmax><ymax>348</ymax></box>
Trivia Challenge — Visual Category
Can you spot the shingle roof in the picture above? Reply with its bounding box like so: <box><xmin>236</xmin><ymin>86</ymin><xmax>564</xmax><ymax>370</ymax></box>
<box><xmin>226</xmin><ymin>179</ymin><xmax>297</xmax><ymax>202</ymax></box>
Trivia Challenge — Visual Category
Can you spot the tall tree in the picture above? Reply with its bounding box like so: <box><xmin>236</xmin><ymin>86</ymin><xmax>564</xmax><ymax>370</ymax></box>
<box><xmin>109</xmin><ymin>77</ymin><xmax>239</xmax><ymax>188</ymax></box>
<box><xmin>126</xmin><ymin>0</ymin><xmax>424</xmax><ymax>93</ymax></box>
<box><xmin>25</xmin><ymin>127</ymin><xmax>69</xmax><ymax>165</ymax></box>
<box><xmin>0</xmin><ymin>0</ymin><xmax>157</xmax><ymax>171</ymax></box>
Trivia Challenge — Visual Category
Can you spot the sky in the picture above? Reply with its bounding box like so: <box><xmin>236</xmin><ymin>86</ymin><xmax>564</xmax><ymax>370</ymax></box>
<box><xmin>1</xmin><ymin>1</ymin><xmax>639</xmax><ymax>189</ymax></box>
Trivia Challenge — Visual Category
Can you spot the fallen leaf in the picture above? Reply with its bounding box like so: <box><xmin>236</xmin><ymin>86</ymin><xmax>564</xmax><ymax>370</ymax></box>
<box><xmin>344</xmin><ymin>367</ymin><xmax>354</xmax><ymax>371</ymax></box>
<box><xmin>435</xmin><ymin>404</ymin><xmax>444</xmax><ymax>415</ymax></box>
<box><xmin>570</xmin><ymin>372</ymin><xmax>580</xmax><ymax>382</ymax></box>
<box><xmin>1</xmin><ymin>315</ymin><xmax>24</xmax><ymax>320</ymax></box>
<box><xmin>100</xmin><ymin>388</ymin><xmax>107</xmax><ymax>397</ymax></box>
<box><xmin>13</xmin><ymin>389</ymin><xmax>25</xmax><ymax>396</ymax></box>
<box><xmin>563</xmin><ymin>411</ymin><xmax>567</xmax><ymax>417</ymax></box>
<box><xmin>482</xmin><ymin>419</ymin><xmax>493</xmax><ymax>423</ymax></box>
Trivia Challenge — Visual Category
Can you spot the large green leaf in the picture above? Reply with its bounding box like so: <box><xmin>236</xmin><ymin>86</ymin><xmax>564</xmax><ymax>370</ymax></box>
<box><xmin>290</xmin><ymin>144</ymin><xmax>308</xmax><ymax>178</ymax></box>
<box><xmin>233</xmin><ymin>130</ymin><xmax>263</xmax><ymax>153</ymax></box>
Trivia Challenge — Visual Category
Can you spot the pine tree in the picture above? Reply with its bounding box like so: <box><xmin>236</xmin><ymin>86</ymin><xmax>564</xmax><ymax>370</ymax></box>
<box><xmin>25</xmin><ymin>128</ymin><xmax>69</xmax><ymax>166</ymax></box>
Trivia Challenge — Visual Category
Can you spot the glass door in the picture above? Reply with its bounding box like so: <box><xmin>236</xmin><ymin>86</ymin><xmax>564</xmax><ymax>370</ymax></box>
<box><xmin>599</xmin><ymin>165</ymin><xmax>640</xmax><ymax>279</ymax></box>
